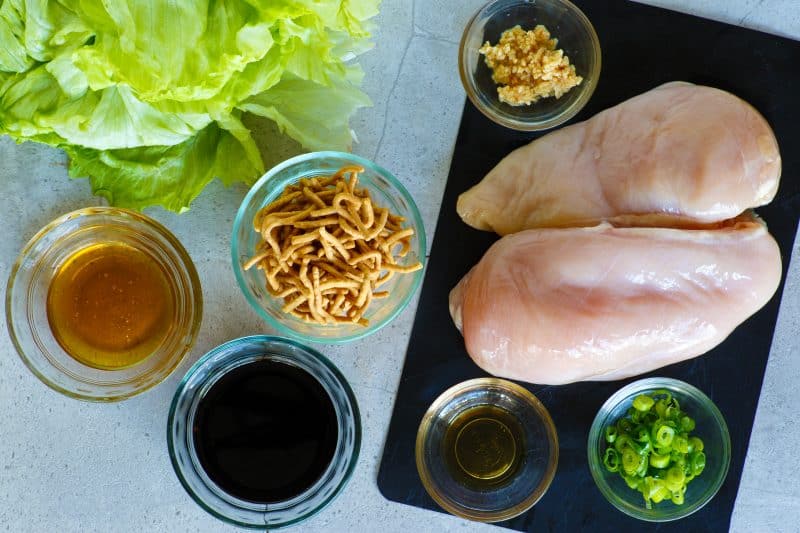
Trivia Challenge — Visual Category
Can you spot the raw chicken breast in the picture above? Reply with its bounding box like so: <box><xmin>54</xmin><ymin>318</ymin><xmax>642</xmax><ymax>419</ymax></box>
<box><xmin>457</xmin><ymin>82</ymin><xmax>781</xmax><ymax>234</ymax></box>
<box><xmin>449</xmin><ymin>215</ymin><xmax>781</xmax><ymax>385</ymax></box>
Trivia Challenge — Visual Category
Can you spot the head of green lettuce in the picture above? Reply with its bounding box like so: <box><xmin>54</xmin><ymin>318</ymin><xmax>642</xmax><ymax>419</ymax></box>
<box><xmin>0</xmin><ymin>0</ymin><xmax>379</xmax><ymax>212</ymax></box>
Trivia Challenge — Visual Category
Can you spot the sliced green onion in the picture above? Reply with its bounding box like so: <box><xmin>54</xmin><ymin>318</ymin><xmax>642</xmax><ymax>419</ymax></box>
<box><xmin>640</xmin><ymin>478</ymin><xmax>654</xmax><ymax>509</ymax></box>
<box><xmin>640</xmin><ymin>441</ymin><xmax>653</xmax><ymax>455</ymax></box>
<box><xmin>651</xmin><ymin>486</ymin><xmax>671</xmax><ymax>504</ymax></box>
<box><xmin>649</xmin><ymin>450</ymin><xmax>670</xmax><ymax>469</ymax></box>
<box><xmin>603</xmin><ymin>448</ymin><xmax>620</xmax><ymax>472</ymax></box>
<box><xmin>627</xmin><ymin>438</ymin><xmax>651</xmax><ymax>456</ymax></box>
<box><xmin>655</xmin><ymin>424</ymin><xmax>676</xmax><ymax>448</ymax></box>
<box><xmin>672</xmin><ymin>435</ymin><xmax>690</xmax><ymax>454</ymax></box>
<box><xmin>670</xmin><ymin>397</ymin><xmax>680</xmax><ymax>410</ymax></box>
<box><xmin>635</xmin><ymin>453</ymin><xmax>649</xmax><ymax>477</ymax></box>
<box><xmin>642</xmin><ymin>410</ymin><xmax>658</xmax><ymax>422</ymax></box>
<box><xmin>622</xmin><ymin>474</ymin><xmax>640</xmax><ymax>490</ymax></box>
<box><xmin>670</xmin><ymin>452</ymin><xmax>687</xmax><ymax>472</ymax></box>
<box><xmin>633</xmin><ymin>394</ymin><xmax>655</xmax><ymax>412</ymax></box>
<box><xmin>614</xmin><ymin>434</ymin><xmax>633</xmax><ymax>453</ymax></box>
<box><xmin>665</xmin><ymin>465</ymin><xmax>686</xmax><ymax>491</ymax></box>
<box><xmin>643</xmin><ymin>477</ymin><xmax>668</xmax><ymax>502</ymax></box>
<box><xmin>622</xmin><ymin>447</ymin><xmax>643</xmax><ymax>475</ymax></box>
<box><xmin>655</xmin><ymin>399</ymin><xmax>668</xmax><ymax>418</ymax></box>
<box><xmin>690</xmin><ymin>452</ymin><xmax>706</xmax><ymax>476</ymax></box>
<box><xmin>600</xmin><ymin>391</ymin><xmax>708</xmax><ymax>508</ymax></box>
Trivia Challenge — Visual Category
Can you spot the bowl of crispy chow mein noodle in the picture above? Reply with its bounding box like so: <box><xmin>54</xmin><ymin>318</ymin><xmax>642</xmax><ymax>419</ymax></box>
<box><xmin>232</xmin><ymin>152</ymin><xmax>427</xmax><ymax>343</ymax></box>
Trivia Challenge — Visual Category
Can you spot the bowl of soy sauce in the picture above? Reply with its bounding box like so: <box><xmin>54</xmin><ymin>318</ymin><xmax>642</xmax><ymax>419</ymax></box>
<box><xmin>167</xmin><ymin>336</ymin><xmax>360</xmax><ymax>528</ymax></box>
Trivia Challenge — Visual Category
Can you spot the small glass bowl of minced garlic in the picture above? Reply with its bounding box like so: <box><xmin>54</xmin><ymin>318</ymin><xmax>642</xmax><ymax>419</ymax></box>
<box><xmin>459</xmin><ymin>0</ymin><xmax>601</xmax><ymax>131</ymax></box>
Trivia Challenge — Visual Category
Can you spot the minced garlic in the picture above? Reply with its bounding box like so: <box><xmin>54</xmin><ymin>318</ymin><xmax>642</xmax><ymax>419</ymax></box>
<box><xmin>479</xmin><ymin>25</ymin><xmax>582</xmax><ymax>106</ymax></box>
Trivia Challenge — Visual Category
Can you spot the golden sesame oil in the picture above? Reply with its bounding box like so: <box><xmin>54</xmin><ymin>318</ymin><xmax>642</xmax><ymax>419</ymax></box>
<box><xmin>46</xmin><ymin>242</ymin><xmax>173</xmax><ymax>369</ymax></box>
<box><xmin>442</xmin><ymin>404</ymin><xmax>526</xmax><ymax>490</ymax></box>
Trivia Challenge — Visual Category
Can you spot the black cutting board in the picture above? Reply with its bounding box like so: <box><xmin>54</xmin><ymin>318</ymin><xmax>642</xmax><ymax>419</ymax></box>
<box><xmin>377</xmin><ymin>1</ymin><xmax>800</xmax><ymax>531</ymax></box>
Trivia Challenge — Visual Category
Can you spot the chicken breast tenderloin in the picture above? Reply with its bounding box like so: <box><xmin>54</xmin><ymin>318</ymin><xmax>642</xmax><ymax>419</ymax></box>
<box><xmin>449</xmin><ymin>216</ymin><xmax>781</xmax><ymax>385</ymax></box>
<box><xmin>457</xmin><ymin>82</ymin><xmax>781</xmax><ymax>235</ymax></box>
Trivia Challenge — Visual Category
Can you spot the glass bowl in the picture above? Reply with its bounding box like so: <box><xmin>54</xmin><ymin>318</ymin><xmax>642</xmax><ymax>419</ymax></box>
<box><xmin>167</xmin><ymin>335</ymin><xmax>361</xmax><ymax>529</ymax></box>
<box><xmin>232</xmin><ymin>151</ymin><xmax>426</xmax><ymax>344</ymax></box>
<box><xmin>459</xmin><ymin>0</ymin><xmax>601</xmax><ymax>131</ymax></box>
<box><xmin>5</xmin><ymin>207</ymin><xmax>202</xmax><ymax>402</ymax></box>
<box><xmin>416</xmin><ymin>378</ymin><xmax>558</xmax><ymax>522</ymax></box>
<box><xmin>588</xmin><ymin>378</ymin><xmax>731</xmax><ymax>521</ymax></box>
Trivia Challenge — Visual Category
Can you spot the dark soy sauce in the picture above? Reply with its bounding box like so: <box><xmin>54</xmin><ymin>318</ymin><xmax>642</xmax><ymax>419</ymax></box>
<box><xmin>192</xmin><ymin>359</ymin><xmax>338</xmax><ymax>503</ymax></box>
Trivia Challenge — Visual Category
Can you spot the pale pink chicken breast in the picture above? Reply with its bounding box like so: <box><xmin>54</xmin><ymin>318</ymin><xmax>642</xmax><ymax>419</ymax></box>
<box><xmin>457</xmin><ymin>82</ymin><xmax>781</xmax><ymax>234</ymax></box>
<box><xmin>449</xmin><ymin>215</ymin><xmax>781</xmax><ymax>385</ymax></box>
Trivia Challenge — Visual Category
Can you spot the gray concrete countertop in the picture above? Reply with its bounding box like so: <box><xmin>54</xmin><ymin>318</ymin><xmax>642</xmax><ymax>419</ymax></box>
<box><xmin>0</xmin><ymin>1</ymin><xmax>797</xmax><ymax>531</ymax></box>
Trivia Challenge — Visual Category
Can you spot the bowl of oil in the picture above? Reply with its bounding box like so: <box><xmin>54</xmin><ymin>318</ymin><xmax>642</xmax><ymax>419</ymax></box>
<box><xmin>416</xmin><ymin>378</ymin><xmax>559</xmax><ymax>522</ymax></box>
<box><xmin>6</xmin><ymin>207</ymin><xmax>202</xmax><ymax>401</ymax></box>
<box><xmin>167</xmin><ymin>336</ymin><xmax>361</xmax><ymax>529</ymax></box>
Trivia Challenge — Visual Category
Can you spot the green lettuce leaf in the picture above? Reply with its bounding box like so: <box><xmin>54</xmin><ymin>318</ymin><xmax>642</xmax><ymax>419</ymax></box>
<box><xmin>0</xmin><ymin>0</ymin><xmax>381</xmax><ymax>212</ymax></box>
<box><xmin>240</xmin><ymin>73</ymin><xmax>370</xmax><ymax>151</ymax></box>
<box><xmin>0</xmin><ymin>0</ymin><xmax>33</xmax><ymax>72</ymax></box>
<box><xmin>69</xmin><ymin>0</ymin><xmax>275</xmax><ymax>102</ymax></box>
<box><xmin>65</xmin><ymin>119</ymin><xmax>264</xmax><ymax>212</ymax></box>
<box><xmin>22</xmin><ymin>0</ymin><xmax>93</xmax><ymax>63</ymax></box>
<box><xmin>0</xmin><ymin>0</ymin><xmax>92</xmax><ymax>72</ymax></box>
<box><xmin>0</xmin><ymin>64</ymin><xmax>211</xmax><ymax>149</ymax></box>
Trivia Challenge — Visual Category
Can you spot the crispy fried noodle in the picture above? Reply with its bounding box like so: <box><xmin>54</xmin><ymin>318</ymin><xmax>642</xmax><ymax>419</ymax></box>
<box><xmin>245</xmin><ymin>166</ymin><xmax>422</xmax><ymax>326</ymax></box>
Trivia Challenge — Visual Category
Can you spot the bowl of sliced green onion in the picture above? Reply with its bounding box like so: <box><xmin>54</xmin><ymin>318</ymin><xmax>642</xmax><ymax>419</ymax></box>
<box><xmin>588</xmin><ymin>378</ymin><xmax>731</xmax><ymax>521</ymax></box>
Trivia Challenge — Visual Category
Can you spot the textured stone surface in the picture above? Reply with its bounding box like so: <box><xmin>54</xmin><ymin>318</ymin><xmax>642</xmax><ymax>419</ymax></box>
<box><xmin>0</xmin><ymin>1</ymin><xmax>798</xmax><ymax>531</ymax></box>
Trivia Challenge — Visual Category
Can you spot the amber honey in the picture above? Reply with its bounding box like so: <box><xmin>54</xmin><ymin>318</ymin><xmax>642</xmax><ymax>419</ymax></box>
<box><xmin>46</xmin><ymin>242</ymin><xmax>173</xmax><ymax>369</ymax></box>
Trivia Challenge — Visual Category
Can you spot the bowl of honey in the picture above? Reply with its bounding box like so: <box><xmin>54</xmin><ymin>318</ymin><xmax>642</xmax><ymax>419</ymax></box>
<box><xmin>167</xmin><ymin>335</ymin><xmax>361</xmax><ymax>529</ymax></box>
<box><xmin>6</xmin><ymin>207</ymin><xmax>202</xmax><ymax>401</ymax></box>
<box><xmin>416</xmin><ymin>378</ymin><xmax>559</xmax><ymax>522</ymax></box>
